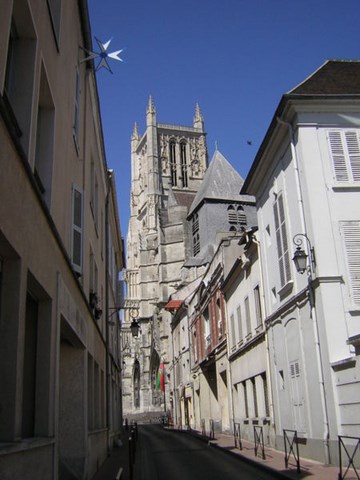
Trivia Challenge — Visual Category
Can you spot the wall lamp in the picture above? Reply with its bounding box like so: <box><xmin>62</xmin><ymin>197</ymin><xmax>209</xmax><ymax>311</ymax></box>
<box><xmin>292</xmin><ymin>233</ymin><xmax>316</xmax><ymax>277</ymax></box>
<box><xmin>109</xmin><ymin>304</ymin><xmax>141</xmax><ymax>337</ymax></box>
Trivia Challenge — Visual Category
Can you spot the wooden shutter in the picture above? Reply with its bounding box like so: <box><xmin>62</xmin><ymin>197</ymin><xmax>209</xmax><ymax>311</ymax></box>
<box><xmin>341</xmin><ymin>221</ymin><xmax>360</xmax><ymax>305</ymax></box>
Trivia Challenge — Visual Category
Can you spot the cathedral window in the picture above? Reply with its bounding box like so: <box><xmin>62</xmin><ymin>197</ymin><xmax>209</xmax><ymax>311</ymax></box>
<box><xmin>170</xmin><ymin>140</ymin><xmax>177</xmax><ymax>186</ymax></box>
<box><xmin>180</xmin><ymin>141</ymin><xmax>188</xmax><ymax>187</ymax></box>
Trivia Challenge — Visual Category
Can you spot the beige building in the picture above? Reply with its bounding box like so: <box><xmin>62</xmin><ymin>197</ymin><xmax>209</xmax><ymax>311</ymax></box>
<box><xmin>0</xmin><ymin>1</ymin><xmax>124</xmax><ymax>479</ymax></box>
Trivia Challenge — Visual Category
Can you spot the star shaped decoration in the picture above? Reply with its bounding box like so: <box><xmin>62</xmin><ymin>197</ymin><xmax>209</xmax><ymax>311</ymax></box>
<box><xmin>82</xmin><ymin>37</ymin><xmax>125</xmax><ymax>73</ymax></box>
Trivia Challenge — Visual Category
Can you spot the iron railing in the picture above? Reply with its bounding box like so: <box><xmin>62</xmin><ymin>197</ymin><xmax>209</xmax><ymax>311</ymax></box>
<box><xmin>209</xmin><ymin>419</ymin><xmax>215</xmax><ymax>439</ymax></box>
<box><xmin>338</xmin><ymin>435</ymin><xmax>360</xmax><ymax>480</ymax></box>
<box><xmin>254</xmin><ymin>425</ymin><xmax>265</xmax><ymax>460</ymax></box>
<box><xmin>283</xmin><ymin>429</ymin><xmax>301</xmax><ymax>473</ymax></box>
<box><xmin>234</xmin><ymin>422</ymin><xmax>243</xmax><ymax>450</ymax></box>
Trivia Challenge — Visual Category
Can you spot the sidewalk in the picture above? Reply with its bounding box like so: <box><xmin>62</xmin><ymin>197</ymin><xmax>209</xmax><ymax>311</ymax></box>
<box><xmin>91</xmin><ymin>429</ymin><xmax>134</xmax><ymax>480</ymax></box>
<box><xmin>180</xmin><ymin>427</ymin><xmax>341</xmax><ymax>479</ymax></box>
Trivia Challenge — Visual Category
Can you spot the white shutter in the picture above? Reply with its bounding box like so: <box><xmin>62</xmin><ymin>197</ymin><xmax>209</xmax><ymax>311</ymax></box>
<box><xmin>345</xmin><ymin>131</ymin><xmax>360</xmax><ymax>181</ymax></box>
<box><xmin>274</xmin><ymin>193</ymin><xmax>291</xmax><ymax>287</ymax></box>
<box><xmin>328</xmin><ymin>131</ymin><xmax>349</xmax><ymax>182</ymax></box>
<box><xmin>328</xmin><ymin>130</ymin><xmax>360</xmax><ymax>182</ymax></box>
<box><xmin>72</xmin><ymin>185</ymin><xmax>83</xmax><ymax>273</ymax></box>
<box><xmin>341</xmin><ymin>222</ymin><xmax>360</xmax><ymax>305</ymax></box>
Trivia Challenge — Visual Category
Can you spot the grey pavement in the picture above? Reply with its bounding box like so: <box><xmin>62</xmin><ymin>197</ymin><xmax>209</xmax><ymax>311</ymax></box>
<box><xmin>92</xmin><ymin>424</ymin><xmax>344</xmax><ymax>480</ymax></box>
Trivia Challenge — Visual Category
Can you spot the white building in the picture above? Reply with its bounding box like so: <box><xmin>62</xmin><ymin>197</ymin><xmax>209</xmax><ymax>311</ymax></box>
<box><xmin>222</xmin><ymin>229</ymin><xmax>274</xmax><ymax>445</ymax></box>
<box><xmin>242</xmin><ymin>60</ymin><xmax>360</xmax><ymax>464</ymax></box>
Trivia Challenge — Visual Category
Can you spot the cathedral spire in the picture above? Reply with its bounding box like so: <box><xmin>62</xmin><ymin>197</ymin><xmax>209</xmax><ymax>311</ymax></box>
<box><xmin>193</xmin><ymin>103</ymin><xmax>204</xmax><ymax>130</ymax></box>
<box><xmin>132</xmin><ymin>122</ymin><xmax>140</xmax><ymax>141</ymax></box>
<box><xmin>146</xmin><ymin>95</ymin><xmax>156</xmax><ymax>126</ymax></box>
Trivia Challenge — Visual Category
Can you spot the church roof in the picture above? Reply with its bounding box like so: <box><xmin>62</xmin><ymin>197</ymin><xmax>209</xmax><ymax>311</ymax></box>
<box><xmin>188</xmin><ymin>150</ymin><xmax>247</xmax><ymax>216</ymax></box>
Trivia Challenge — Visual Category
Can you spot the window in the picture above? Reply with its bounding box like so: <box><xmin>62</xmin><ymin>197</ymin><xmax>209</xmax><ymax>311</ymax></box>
<box><xmin>90</xmin><ymin>160</ymin><xmax>98</xmax><ymax>227</ymax></box>
<box><xmin>227</xmin><ymin>205</ymin><xmax>237</xmax><ymax>224</ymax></box>
<box><xmin>180</xmin><ymin>141</ymin><xmax>188</xmax><ymax>187</ymax></box>
<box><xmin>192</xmin><ymin>213</ymin><xmax>200</xmax><ymax>256</ymax></box>
<box><xmin>237</xmin><ymin>206</ymin><xmax>247</xmax><ymax>227</ymax></box>
<box><xmin>71</xmin><ymin>186</ymin><xmax>83</xmax><ymax>273</ymax></box>
<box><xmin>73</xmin><ymin>67</ymin><xmax>80</xmax><ymax>147</ymax></box>
<box><xmin>251</xmin><ymin>378</ymin><xmax>258</xmax><ymax>418</ymax></box>
<box><xmin>242</xmin><ymin>381</ymin><xmax>249</xmax><ymax>418</ymax></box>
<box><xmin>273</xmin><ymin>193</ymin><xmax>291</xmax><ymax>288</ymax></box>
<box><xmin>170</xmin><ymin>140</ymin><xmax>177</xmax><ymax>186</ymax></box>
<box><xmin>47</xmin><ymin>0</ymin><xmax>61</xmax><ymax>45</ymax></box>
<box><xmin>328</xmin><ymin>130</ymin><xmax>360</xmax><ymax>183</ymax></box>
<box><xmin>4</xmin><ymin>5</ymin><xmax>37</xmax><ymax>153</ymax></box>
<box><xmin>34</xmin><ymin>64</ymin><xmax>55</xmax><ymax>207</ymax></box>
<box><xmin>216</xmin><ymin>298</ymin><xmax>223</xmax><ymax>337</ymax></box>
<box><xmin>254</xmin><ymin>286</ymin><xmax>262</xmax><ymax>327</ymax></box>
<box><xmin>203</xmin><ymin>306</ymin><xmax>211</xmax><ymax>348</ymax></box>
<box><xmin>230</xmin><ymin>313</ymin><xmax>235</xmax><ymax>348</ymax></box>
<box><xmin>236</xmin><ymin>305</ymin><xmax>243</xmax><ymax>344</ymax></box>
<box><xmin>244</xmin><ymin>296</ymin><xmax>251</xmax><ymax>337</ymax></box>
<box><xmin>341</xmin><ymin>221</ymin><xmax>360</xmax><ymax>305</ymax></box>
<box><xmin>262</xmin><ymin>373</ymin><xmax>270</xmax><ymax>416</ymax></box>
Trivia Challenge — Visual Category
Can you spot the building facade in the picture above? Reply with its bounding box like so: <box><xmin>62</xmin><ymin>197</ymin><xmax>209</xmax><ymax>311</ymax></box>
<box><xmin>123</xmin><ymin>99</ymin><xmax>208</xmax><ymax>416</ymax></box>
<box><xmin>242</xmin><ymin>60</ymin><xmax>360</xmax><ymax>463</ymax></box>
<box><xmin>0</xmin><ymin>1</ymin><xmax>124</xmax><ymax>478</ymax></box>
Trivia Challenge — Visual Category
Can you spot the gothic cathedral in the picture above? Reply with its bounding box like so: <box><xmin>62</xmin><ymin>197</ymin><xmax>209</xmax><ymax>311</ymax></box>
<box><xmin>122</xmin><ymin>97</ymin><xmax>208</xmax><ymax>416</ymax></box>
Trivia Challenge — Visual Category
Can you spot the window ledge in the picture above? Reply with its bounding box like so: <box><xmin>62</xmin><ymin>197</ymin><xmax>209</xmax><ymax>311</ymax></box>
<box><xmin>332</xmin><ymin>183</ymin><xmax>360</xmax><ymax>192</ymax></box>
<box><xmin>0</xmin><ymin>437</ymin><xmax>55</xmax><ymax>455</ymax></box>
<box><xmin>331</xmin><ymin>357</ymin><xmax>356</xmax><ymax>372</ymax></box>
<box><xmin>277</xmin><ymin>280</ymin><xmax>293</xmax><ymax>299</ymax></box>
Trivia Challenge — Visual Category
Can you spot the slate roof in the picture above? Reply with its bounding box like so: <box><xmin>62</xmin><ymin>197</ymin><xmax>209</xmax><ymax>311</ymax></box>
<box><xmin>288</xmin><ymin>60</ymin><xmax>360</xmax><ymax>95</ymax></box>
<box><xmin>188</xmin><ymin>150</ymin><xmax>250</xmax><ymax>216</ymax></box>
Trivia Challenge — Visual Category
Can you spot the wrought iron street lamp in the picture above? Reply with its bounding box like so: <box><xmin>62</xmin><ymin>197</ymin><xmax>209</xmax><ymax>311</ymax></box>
<box><xmin>292</xmin><ymin>233</ymin><xmax>316</xmax><ymax>277</ymax></box>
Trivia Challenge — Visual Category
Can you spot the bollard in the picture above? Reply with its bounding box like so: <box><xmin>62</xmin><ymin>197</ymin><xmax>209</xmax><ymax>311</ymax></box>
<box><xmin>128</xmin><ymin>435</ymin><xmax>133</xmax><ymax>480</ymax></box>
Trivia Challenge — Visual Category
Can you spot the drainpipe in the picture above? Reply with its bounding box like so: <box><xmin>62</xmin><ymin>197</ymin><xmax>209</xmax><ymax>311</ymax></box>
<box><xmin>276</xmin><ymin>117</ymin><xmax>331</xmax><ymax>464</ymax></box>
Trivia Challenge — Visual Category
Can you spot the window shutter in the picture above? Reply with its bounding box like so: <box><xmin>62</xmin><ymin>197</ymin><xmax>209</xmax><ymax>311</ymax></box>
<box><xmin>345</xmin><ymin>131</ymin><xmax>360</xmax><ymax>181</ymax></box>
<box><xmin>274</xmin><ymin>193</ymin><xmax>291</xmax><ymax>287</ymax></box>
<box><xmin>72</xmin><ymin>186</ymin><xmax>83</xmax><ymax>273</ymax></box>
<box><xmin>328</xmin><ymin>131</ymin><xmax>348</xmax><ymax>182</ymax></box>
<box><xmin>341</xmin><ymin>222</ymin><xmax>360</xmax><ymax>305</ymax></box>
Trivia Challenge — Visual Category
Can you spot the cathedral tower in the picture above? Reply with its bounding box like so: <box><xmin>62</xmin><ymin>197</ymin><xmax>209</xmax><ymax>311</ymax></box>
<box><xmin>123</xmin><ymin>98</ymin><xmax>208</xmax><ymax>415</ymax></box>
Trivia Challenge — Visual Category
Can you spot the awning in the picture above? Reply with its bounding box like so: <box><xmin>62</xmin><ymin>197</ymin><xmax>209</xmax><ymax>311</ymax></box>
<box><xmin>164</xmin><ymin>299</ymin><xmax>184</xmax><ymax>311</ymax></box>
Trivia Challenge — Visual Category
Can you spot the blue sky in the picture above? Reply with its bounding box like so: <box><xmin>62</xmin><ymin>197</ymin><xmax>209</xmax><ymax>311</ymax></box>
<box><xmin>88</xmin><ymin>0</ymin><xmax>359</xmax><ymax>236</ymax></box>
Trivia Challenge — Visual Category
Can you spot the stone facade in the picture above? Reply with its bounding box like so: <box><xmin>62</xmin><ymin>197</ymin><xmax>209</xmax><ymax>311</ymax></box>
<box><xmin>123</xmin><ymin>99</ymin><xmax>208</xmax><ymax>415</ymax></box>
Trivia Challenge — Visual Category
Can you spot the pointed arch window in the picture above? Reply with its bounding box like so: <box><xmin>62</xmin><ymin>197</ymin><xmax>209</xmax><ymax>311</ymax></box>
<box><xmin>170</xmin><ymin>140</ymin><xmax>177</xmax><ymax>186</ymax></box>
<box><xmin>180</xmin><ymin>141</ymin><xmax>188</xmax><ymax>187</ymax></box>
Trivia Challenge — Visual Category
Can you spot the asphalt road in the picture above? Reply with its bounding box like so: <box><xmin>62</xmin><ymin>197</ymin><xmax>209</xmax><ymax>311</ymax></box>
<box><xmin>133</xmin><ymin>424</ymin><xmax>279</xmax><ymax>480</ymax></box>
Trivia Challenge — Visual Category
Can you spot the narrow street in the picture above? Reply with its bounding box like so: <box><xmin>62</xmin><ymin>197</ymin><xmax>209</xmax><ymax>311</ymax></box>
<box><xmin>133</xmin><ymin>425</ymin><xmax>280</xmax><ymax>480</ymax></box>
